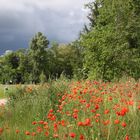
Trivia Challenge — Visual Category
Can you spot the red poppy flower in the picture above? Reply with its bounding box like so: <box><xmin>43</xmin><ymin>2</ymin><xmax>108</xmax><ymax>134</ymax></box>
<box><xmin>61</xmin><ymin>120</ymin><xmax>65</xmax><ymax>126</ymax></box>
<box><xmin>114</xmin><ymin>119</ymin><xmax>120</xmax><ymax>124</ymax></box>
<box><xmin>103</xmin><ymin>120</ymin><xmax>110</xmax><ymax>125</ymax></box>
<box><xmin>36</xmin><ymin>126</ymin><xmax>43</xmax><ymax>133</ymax></box>
<box><xmin>79</xmin><ymin>134</ymin><xmax>85</xmax><ymax>140</ymax></box>
<box><xmin>78</xmin><ymin>122</ymin><xmax>84</xmax><ymax>126</ymax></box>
<box><xmin>0</xmin><ymin>128</ymin><xmax>3</xmax><ymax>135</ymax></box>
<box><xmin>84</xmin><ymin>118</ymin><xmax>91</xmax><ymax>126</ymax></box>
<box><xmin>104</xmin><ymin>109</ymin><xmax>110</xmax><ymax>114</ymax></box>
<box><xmin>45</xmin><ymin>131</ymin><xmax>49</xmax><ymax>136</ymax></box>
<box><xmin>73</xmin><ymin>113</ymin><xmax>78</xmax><ymax>119</ymax></box>
<box><xmin>69</xmin><ymin>132</ymin><xmax>76</xmax><ymax>138</ymax></box>
<box><xmin>95</xmin><ymin>104</ymin><xmax>99</xmax><ymax>110</ymax></box>
<box><xmin>32</xmin><ymin>121</ymin><xmax>37</xmax><ymax>125</ymax></box>
<box><xmin>39</xmin><ymin>120</ymin><xmax>44</xmax><ymax>124</ymax></box>
<box><xmin>53</xmin><ymin>123</ymin><xmax>58</xmax><ymax>132</ymax></box>
<box><xmin>125</xmin><ymin>135</ymin><xmax>130</xmax><ymax>140</ymax></box>
<box><xmin>53</xmin><ymin>134</ymin><xmax>59</xmax><ymax>138</ymax></box>
<box><xmin>31</xmin><ymin>132</ymin><xmax>36</xmax><ymax>136</ymax></box>
<box><xmin>25</xmin><ymin>131</ymin><xmax>30</xmax><ymax>135</ymax></box>
<box><xmin>121</xmin><ymin>122</ymin><xmax>127</xmax><ymax>127</ymax></box>
<box><xmin>16</xmin><ymin>129</ymin><xmax>20</xmax><ymax>134</ymax></box>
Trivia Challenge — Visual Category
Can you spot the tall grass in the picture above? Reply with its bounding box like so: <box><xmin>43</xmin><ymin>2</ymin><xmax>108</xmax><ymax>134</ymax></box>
<box><xmin>0</xmin><ymin>85</ymin><xmax>5</xmax><ymax>98</ymax></box>
<box><xmin>0</xmin><ymin>79</ymin><xmax>140</xmax><ymax>140</ymax></box>
<box><xmin>0</xmin><ymin>78</ymin><xmax>70</xmax><ymax>139</ymax></box>
<box><xmin>0</xmin><ymin>84</ymin><xmax>18</xmax><ymax>99</ymax></box>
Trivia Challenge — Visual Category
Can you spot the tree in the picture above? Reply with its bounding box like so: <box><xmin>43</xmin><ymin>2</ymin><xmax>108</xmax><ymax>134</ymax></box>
<box><xmin>81</xmin><ymin>0</ymin><xmax>140</xmax><ymax>81</ymax></box>
<box><xmin>1</xmin><ymin>51</ymin><xmax>21</xmax><ymax>83</ymax></box>
<box><xmin>46</xmin><ymin>42</ymin><xmax>83</xmax><ymax>79</ymax></box>
<box><xmin>0</xmin><ymin>49</ymin><xmax>31</xmax><ymax>84</ymax></box>
<box><xmin>51</xmin><ymin>43</ymin><xmax>74</xmax><ymax>78</ymax></box>
<box><xmin>68</xmin><ymin>41</ymin><xmax>84</xmax><ymax>79</ymax></box>
<box><xmin>16</xmin><ymin>49</ymin><xmax>32</xmax><ymax>83</ymax></box>
<box><xmin>29</xmin><ymin>32</ymin><xmax>49</xmax><ymax>83</ymax></box>
<box><xmin>84</xmin><ymin>1</ymin><xmax>101</xmax><ymax>32</ymax></box>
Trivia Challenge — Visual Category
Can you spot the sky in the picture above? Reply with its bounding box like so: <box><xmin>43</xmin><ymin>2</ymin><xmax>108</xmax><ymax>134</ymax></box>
<box><xmin>0</xmin><ymin>0</ymin><xmax>91</xmax><ymax>55</ymax></box>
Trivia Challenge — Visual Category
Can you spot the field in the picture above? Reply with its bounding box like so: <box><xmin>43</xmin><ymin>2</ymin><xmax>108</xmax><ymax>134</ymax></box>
<box><xmin>0</xmin><ymin>79</ymin><xmax>140</xmax><ymax>140</ymax></box>
<box><xmin>0</xmin><ymin>85</ymin><xmax>5</xmax><ymax>99</ymax></box>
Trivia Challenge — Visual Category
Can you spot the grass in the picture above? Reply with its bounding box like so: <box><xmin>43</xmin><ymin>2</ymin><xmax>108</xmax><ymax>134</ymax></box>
<box><xmin>0</xmin><ymin>85</ymin><xmax>19</xmax><ymax>99</ymax></box>
<box><xmin>0</xmin><ymin>85</ymin><xmax>6</xmax><ymax>98</ymax></box>
<box><xmin>0</xmin><ymin>79</ymin><xmax>140</xmax><ymax>139</ymax></box>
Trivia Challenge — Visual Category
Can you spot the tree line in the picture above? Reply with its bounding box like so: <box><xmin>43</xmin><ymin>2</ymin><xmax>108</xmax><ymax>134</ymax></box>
<box><xmin>0</xmin><ymin>0</ymin><xmax>140</xmax><ymax>84</ymax></box>
<box><xmin>0</xmin><ymin>33</ymin><xmax>83</xmax><ymax>84</ymax></box>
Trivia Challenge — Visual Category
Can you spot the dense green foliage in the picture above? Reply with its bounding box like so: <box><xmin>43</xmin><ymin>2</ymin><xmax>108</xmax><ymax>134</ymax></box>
<box><xmin>81</xmin><ymin>0</ymin><xmax>140</xmax><ymax>81</ymax></box>
<box><xmin>29</xmin><ymin>32</ymin><xmax>49</xmax><ymax>83</ymax></box>
<box><xmin>0</xmin><ymin>34</ymin><xmax>82</xmax><ymax>84</ymax></box>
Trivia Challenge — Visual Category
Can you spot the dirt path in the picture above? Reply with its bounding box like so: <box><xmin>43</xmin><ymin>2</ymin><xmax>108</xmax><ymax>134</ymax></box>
<box><xmin>0</xmin><ymin>98</ymin><xmax>7</xmax><ymax>106</ymax></box>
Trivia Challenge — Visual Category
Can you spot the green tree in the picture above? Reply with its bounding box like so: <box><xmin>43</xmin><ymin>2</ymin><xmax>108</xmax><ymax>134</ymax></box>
<box><xmin>84</xmin><ymin>0</ymin><xmax>101</xmax><ymax>32</ymax></box>
<box><xmin>69</xmin><ymin>41</ymin><xmax>84</xmax><ymax>79</ymax></box>
<box><xmin>81</xmin><ymin>0</ymin><xmax>140</xmax><ymax>81</ymax></box>
<box><xmin>16</xmin><ymin>49</ymin><xmax>32</xmax><ymax>83</ymax></box>
<box><xmin>1</xmin><ymin>51</ymin><xmax>21</xmax><ymax>83</ymax></box>
<box><xmin>52</xmin><ymin>44</ymin><xmax>73</xmax><ymax>78</ymax></box>
<box><xmin>46</xmin><ymin>42</ymin><xmax>83</xmax><ymax>79</ymax></box>
<box><xmin>29</xmin><ymin>32</ymin><xmax>49</xmax><ymax>83</ymax></box>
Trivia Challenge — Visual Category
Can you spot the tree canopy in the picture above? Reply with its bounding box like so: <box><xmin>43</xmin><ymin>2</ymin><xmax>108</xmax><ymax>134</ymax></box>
<box><xmin>81</xmin><ymin>0</ymin><xmax>140</xmax><ymax>81</ymax></box>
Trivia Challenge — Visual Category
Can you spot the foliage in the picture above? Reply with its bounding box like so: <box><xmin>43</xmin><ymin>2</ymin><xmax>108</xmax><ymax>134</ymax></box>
<box><xmin>0</xmin><ymin>49</ymin><xmax>31</xmax><ymax>84</ymax></box>
<box><xmin>39</xmin><ymin>72</ymin><xmax>46</xmax><ymax>84</ymax></box>
<box><xmin>29</xmin><ymin>32</ymin><xmax>49</xmax><ymax>83</ymax></box>
<box><xmin>81</xmin><ymin>0</ymin><xmax>140</xmax><ymax>81</ymax></box>
<box><xmin>0</xmin><ymin>35</ymin><xmax>84</xmax><ymax>83</ymax></box>
<box><xmin>68</xmin><ymin>41</ymin><xmax>84</xmax><ymax>79</ymax></box>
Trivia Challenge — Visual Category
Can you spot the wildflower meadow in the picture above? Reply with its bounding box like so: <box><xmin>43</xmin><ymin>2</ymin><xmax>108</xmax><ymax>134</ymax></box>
<box><xmin>0</xmin><ymin>79</ymin><xmax>140</xmax><ymax>140</ymax></box>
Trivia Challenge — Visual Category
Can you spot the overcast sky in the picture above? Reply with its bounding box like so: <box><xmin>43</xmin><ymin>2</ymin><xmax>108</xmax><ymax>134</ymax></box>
<box><xmin>0</xmin><ymin>0</ymin><xmax>91</xmax><ymax>54</ymax></box>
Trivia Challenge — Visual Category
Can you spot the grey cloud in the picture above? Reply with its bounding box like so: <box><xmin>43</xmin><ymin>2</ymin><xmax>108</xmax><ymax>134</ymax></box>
<box><xmin>0</xmin><ymin>0</ymin><xmax>91</xmax><ymax>54</ymax></box>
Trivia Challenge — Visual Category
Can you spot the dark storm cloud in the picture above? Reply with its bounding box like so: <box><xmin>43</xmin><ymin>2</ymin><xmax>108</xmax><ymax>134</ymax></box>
<box><xmin>0</xmin><ymin>0</ymin><xmax>91</xmax><ymax>54</ymax></box>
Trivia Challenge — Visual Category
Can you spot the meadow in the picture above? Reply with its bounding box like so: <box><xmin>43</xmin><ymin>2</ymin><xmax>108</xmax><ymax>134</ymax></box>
<box><xmin>0</xmin><ymin>85</ymin><xmax>5</xmax><ymax>99</ymax></box>
<box><xmin>0</xmin><ymin>78</ymin><xmax>140</xmax><ymax>140</ymax></box>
